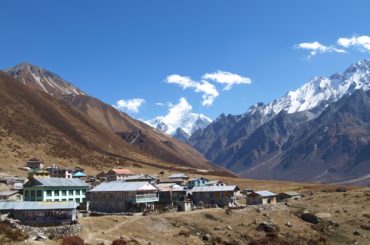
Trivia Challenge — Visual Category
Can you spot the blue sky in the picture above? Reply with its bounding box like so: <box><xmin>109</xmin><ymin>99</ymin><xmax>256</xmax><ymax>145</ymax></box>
<box><xmin>1</xmin><ymin>1</ymin><xmax>370</xmax><ymax>120</ymax></box>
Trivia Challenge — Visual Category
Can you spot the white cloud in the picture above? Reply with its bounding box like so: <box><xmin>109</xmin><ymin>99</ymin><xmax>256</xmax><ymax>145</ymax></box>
<box><xmin>202</xmin><ymin>70</ymin><xmax>252</xmax><ymax>90</ymax></box>
<box><xmin>155</xmin><ymin>102</ymin><xmax>164</xmax><ymax>106</ymax></box>
<box><xmin>337</xmin><ymin>35</ymin><xmax>370</xmax><ymax>51</ymax></box>
<box><xmin>113</xmin><ymin>98</ymin><xmax>145</xmax><ymax>113</ymax></box>
<box><xmin>295</xmin><ymin>41</ymin><xmax>346</xmax><ymax>58</ymax></box>
<box><xmin>165</xmin><ymin>74</ymin><xmax>219</xmax><ymax>107</ymax></box>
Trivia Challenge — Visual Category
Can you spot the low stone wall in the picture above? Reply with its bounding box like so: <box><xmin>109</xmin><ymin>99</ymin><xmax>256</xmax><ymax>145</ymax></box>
<box><xmin>7</xmin><ymin>219</ymin><xmax>83</xmax><ymax>238</ymax></box>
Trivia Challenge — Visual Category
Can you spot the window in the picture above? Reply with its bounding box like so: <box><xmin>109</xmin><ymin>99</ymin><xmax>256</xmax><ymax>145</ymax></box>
<box><xmin>54</xmin><ymin>190</ymin><xmax>60</xmax><ymax>196</ymax></box>
<box><xmin>24</xmin><ymin>190</ymin><xmax>29</xmax><ymax>197</ymax></box>
<box><xmin>75</xmin><ymin>190</ymin><xmax>81</xmax><ymax>195</ymax></box>
<box><xmin>54</xmin><ymin>199</ymin><xmax>59</xmax><ymax>202</ymax></box>
<box><xmin>69</xmin><ymin>190</ymin><xmax>74</xmax><ymax>195</ymax></box>
<box><xmin>37</xmin><ymin>190</ymin><xmax>42</xmax><ymax>197</ymax></box>
<box><xmin>68</xmin><ymin>198</ymin><xmax>73</xmax><ymax>201</ymax></box>
<box><xmin>62</xmin><ymin>199</ymin><xmax>66</xmax><ymax>201</ymax></box>
<box><xmin>75</xmin><ymin>198</ymin><xmax>80</xmax><ymax>203</ymax></box>
<box><xmin>46</xmin><ymin>190</ymin><xmax>52</xmax><ymax>196</ymax></box>
<box><xmin>31</xmin><ymin>190</ymin><xmax>35</xmax><ymax>197</ymax></box>
<box><xmin>82</xmin><ymin>189</ymin><xmax>86</xmax><ymax>194</ymax></box>
<box><xmin>62</xmin><ymin>190</ymin><xmax>67</xmax><ymax>196</ymax></box>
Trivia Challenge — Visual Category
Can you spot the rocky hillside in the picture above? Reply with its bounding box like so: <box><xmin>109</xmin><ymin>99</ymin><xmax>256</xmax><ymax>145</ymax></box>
<box><xmin>189</xmin><ymin>60</ymin><xmax>370</xmax><ymax>184</ymax></box>
<box><xmin>3</xmin><ymin>64</ymin><xmax>224</xmax><ymax>172</ymax></box>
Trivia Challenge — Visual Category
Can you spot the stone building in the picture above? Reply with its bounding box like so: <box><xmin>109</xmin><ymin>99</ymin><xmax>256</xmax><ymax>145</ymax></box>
<box><xmin>87</xmin><ymin>181</ymin><xmax>159</xmax><ymax>213</ymax></box>
<box><xmin>190</xmin><ymin>185</ymin><xmax>239</xmax><ymax>207</ymax></box>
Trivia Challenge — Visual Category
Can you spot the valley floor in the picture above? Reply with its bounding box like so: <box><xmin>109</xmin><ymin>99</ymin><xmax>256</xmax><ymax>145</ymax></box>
<box><xmin>15</xmin><ymin>182</ymin><xmax>370</xmax><ymax>245</ymax></box>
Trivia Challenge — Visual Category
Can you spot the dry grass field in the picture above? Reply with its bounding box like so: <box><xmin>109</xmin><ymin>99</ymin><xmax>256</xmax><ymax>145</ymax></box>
<box><xmin>9</xmin><ymin>176</ymin><xmax>369</xmax><ymax>245</ymax></box>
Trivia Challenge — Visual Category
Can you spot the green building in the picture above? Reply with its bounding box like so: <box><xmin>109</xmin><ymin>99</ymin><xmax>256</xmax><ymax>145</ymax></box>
<box><xmin>23</xmin><ymin>178</ymin><xmax>89</xmax><ymax>204</ymax></box>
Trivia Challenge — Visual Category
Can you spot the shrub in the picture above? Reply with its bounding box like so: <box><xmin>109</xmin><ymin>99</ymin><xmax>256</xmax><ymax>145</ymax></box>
<box><xmin>178</xmin><ymin>230</ymin><xmax>191</xmax><ymax>237</ymax></box>
<box><xmin>62</xmin><ymin>236</ymin><xmax>85</xmax><ymax>245</ymax></box>
<box><xmin>111</xmin><ymin>239</ymin><xmax>127</xmax><ymax>245</ymax></box>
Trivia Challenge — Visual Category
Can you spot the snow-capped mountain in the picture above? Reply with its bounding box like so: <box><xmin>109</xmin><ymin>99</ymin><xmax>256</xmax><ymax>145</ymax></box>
<box><xmin>247</xmin><ymin>60</ymin><xmax>370</xmax><ymax>119</ymax></box>
<box><xmin>6</xmin><ymin>63</ymin><xmax>85</xmax><ymax>97</ymax></box>
<box><xmin>189</xmin><ymin>59</ymin><xmax>370</xmax><ymax>184</ymax></box>
<box><xmin>145</xmin><ymin>98</ymin><xmax>212</xmax><ymax>140</ymax></box>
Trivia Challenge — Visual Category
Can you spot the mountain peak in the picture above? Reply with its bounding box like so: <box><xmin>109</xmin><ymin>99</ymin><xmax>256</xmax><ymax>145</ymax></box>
<box><xmin>6</xmin><ymin>63</ymin><xmax>85</xmax><ymax>97</ymax></box>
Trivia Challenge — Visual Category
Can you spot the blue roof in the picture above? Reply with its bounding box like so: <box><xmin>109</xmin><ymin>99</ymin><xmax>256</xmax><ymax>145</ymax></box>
<box><xmin>73</xmin><ymin>171</ymin><xmax>87</xmax><ymax>177</ymax></box>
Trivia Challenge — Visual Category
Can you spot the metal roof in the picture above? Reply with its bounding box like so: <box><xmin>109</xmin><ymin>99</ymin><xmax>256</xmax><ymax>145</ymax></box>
<box><xmin>123</xmin><ymin>174</ymin><xmax>156</xmax><ymax>181</ymax></box>
<box><xmin>0</xmin><ymin>191</ymin><xmax>19</xmax><ymax>196</ymax></box>
<box><xmin>89</xmin><ymin>181</ymin><xmax>157</xmax><ymax>192</ymax></box>
<box><xmin>14</xmin><ymin>201</ymin><xmax>77</xmax><ymax>210</ymax></box>
<box><xmin>254</xmin><ymin>191</ymin><xmax>277</xmax><ymax>197</ymax></box>
<box><xmin>25</xmin><ymin>178</ymin><xmax>89</xmax><ymax>187</ymax></box>
<box><xmin>0</xmin><ymin>201</ymin><xmax>18</xmax><ymax>210</ymax></box>
<box><xmin>191</xmin><ymin>185</ymin><xmax>238</xmax><ymax>192</ymax></box>
<box><xmin>109</xmin><ymin>169</ymin><xmax>134</xmax><ymax>175</ymax></box>
<box><xmin>0</xmin><ymin>201</ymin><xmax>77</xmax><ymax>210</ymax></box>
<box><xmin>168</xmin><ymin>173</ymin><xmax>189</xmax><ymax>179</ymax></box>
<box><xmin>155</xmin><ymin>183</ymin><xmax>185</xmax><ymax>192</ymax></box>
<box><xmin>72</xmin><ymin>171</ymin><xmax>87</xmax><ymax>177</ymax></box>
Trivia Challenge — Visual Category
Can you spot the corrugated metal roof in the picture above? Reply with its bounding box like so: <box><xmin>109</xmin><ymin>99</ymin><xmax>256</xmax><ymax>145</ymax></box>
<box><xmin>89</xmin><ymin>181</ymin><xmax>157</xmax><ymax>192</ymax></box>
<box><xmin>123</xmin><ymin>174</ymin><xmax>156</xmax><ymax>181</ymax></box>
<box><xmin>0</xmin><ymin>201</ymin><xmax>19</xmax><ymax>210</ymax></box>
<box><xmin>255</xmin><ymin>191</ymin><xmax>277</xmax><ymax>197</ymax></box>
<box><xmin>25</xmin><ymin>178</ymin><xmax>88</xmax><ymax>187</ymax></box>
<box><xmin>191</xmin><ymin>185</ymin><xmax>238</xmax><ymax>192</ymax></box>
<box><xmin>14</xmin><ymin>201</ymin><xmax>77</xmax><ymax>210</ymax></box>
<box><xmin>168</xmin><ymin>173</ymin><xmax>188</xmax><ymax>179</ymax></box>
<box><xmin>155</xmin><ymin>183</ymin><xmax>185</xmax><ymax>192</ymax></box>
<box><xmin>110</xmin><ymin>169</ymin><xmax>134</xmax><ymax>175</ymax></box>
<box><xmin>0</xmin><ymin>201</ymin><xmax>77</xmax><ymax>210</ymax></box>
<box><xmin>72</xmin><ymin>171</ymin><xmax>86</xmax><ymax>177</ymax></box>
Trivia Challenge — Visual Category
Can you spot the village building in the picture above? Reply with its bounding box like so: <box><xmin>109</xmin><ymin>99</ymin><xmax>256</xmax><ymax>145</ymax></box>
<box><xmin>123</xmin><ymin>174</ymin><xmax>157</xmax><ymax>184</ymax></box>
<box><xmin>277</xmin><ymin>191</ymin><xmax>301</xmax><ymax>202</ymax></box>
<box><xmin>0</xmin><ymin>201</ymin><xmax>77</xmax><ymax>225</ymax></box>
<box><xmin>72</xmin><ymin>171</ymin><xmax>87</xmax><ymax>179</ymax></box>
<box><xmin>246</xmin><ymin>190</ymin><xmax>277</xmax><ymax>205</ymax></box>
<box><xmin>0</xmin><ymin>176</ymin><xmax>26</xmax><ymax>185</ymax></box>
<box><xmin>242</xmin><ymin>188</ymin><xmax>254</xmax><ymax>196</ymax></box>
<box><xmin>46</xmin><ymin>167</ymin><xmax>73</xmax><ymax>178</ymax></box>
<box><xmin>26</xmin><ymin>158</ymin><xmax>44</xmax><ymax>170</ymax></box>
<box><xmin>106</xmin><ymin>168</ymin><xmax>135</xmax><ymax>181</ymax></box>
<box><xmin>168</xmin><ymin>173</ymin><xmax>189</xmax><ymax>181</ymax></box>
<box><xmin>190</xmin><ymin>185</ymin><xmax>239</xmax><ymax>207</ymax></box>
<box><xmin>11</xmin><ymin>182</ymin><xmax>24</xmax><ymax>192</ymax></box>
<box><xmin>158</xmin><ymin>178</ymin><xmax>187</xmax><ymax>186</ymax></box>
<box><xmin>0</xmin><ymin>191</ymin><xmax>22</xmax><ymax>201</ymax></box>
<box><xmin>95</xmin><ymin>171</ymin><xmax>107</xmax><ymax>182</ymax></box>
<box><xmin>204</xmin><ymin>180</ymin><xmax>226</xmax><ymax>186</ymax></box>
<box><xmin>155</xmin><ymin>183</ymin><xmax>186</xmax><ymax>207</ymax></box>
<box><xmin>87</xmin><ymin>181</ymin><xmax>159</xmax><ymax>213</ymax></box>
<box><xmin>29</xmin><ymin>170</ymin><xmax>50</xmax><ymax>179</ymax></box>
<box><xmin>188</xmin><ymin>177</ymin><xmax>209</xmax><ymax>189</ymax></box>
<box><xmin>23</xmin><ymin>178</ymin><xmax>89</xmax><ymax>204</ymax></box>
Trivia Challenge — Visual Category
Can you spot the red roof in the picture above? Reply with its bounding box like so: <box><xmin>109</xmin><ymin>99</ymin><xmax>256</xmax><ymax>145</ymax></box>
<box><xmin>110</xmin><ymin>169</ymin><xmax>134</xmax><ymax>175</ymax></box>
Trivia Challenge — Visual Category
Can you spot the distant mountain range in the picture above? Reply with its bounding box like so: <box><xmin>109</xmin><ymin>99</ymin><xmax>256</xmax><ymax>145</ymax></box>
<box><xmin>145</xmin><ymin>99</ymin><xmax>212</xmax><ymax>141</ymax></box>
<box><xmin>2</xmin><ymin>63</ymin><xmax>224</xmax><ymax>173</ymax></box>
<box><xmin>189</xmin><ymin>60</ymin><xmax>370</xmax><ymax>185</ymax></box>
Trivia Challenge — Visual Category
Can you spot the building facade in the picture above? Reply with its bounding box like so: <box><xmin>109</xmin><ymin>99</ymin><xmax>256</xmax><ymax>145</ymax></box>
<box><xmin>188</xmin><ymin>177</ymin><xmax>208</xmax><ymax>189</ymax></box>
<box><xmin>87</xmin><ymin>181</ymin><xmax>159</xmax><ymax>213</ymax></box>
<box><xmin>23</xmin><ymin>178</ymin><xmax>89</xmax><ymax>204</ymax></box>
<box><xmin>190</xmin><ymin>185</ymin><xmax>239</xmax><ymax>207</ymax></box>
<box><xmin>246</xmin><ymin>191</ymin><xmax>277</xmax><ymax>205</ymax></box>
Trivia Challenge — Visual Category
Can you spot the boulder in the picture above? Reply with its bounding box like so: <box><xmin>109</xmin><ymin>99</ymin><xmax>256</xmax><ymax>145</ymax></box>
<box><xmin>301</xmin><ymin>213</ymin><xmax>319</xmax><ymax>224</ymax></box>
<box><xmin>256</xmin><ymin>222</ymin><xmax>279</xmax><ymax>233</ymax></box>
<box><xmin>202</xmin><ymin>234</ymin><xmax>211</xmax><ymax>241</ymax></box>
